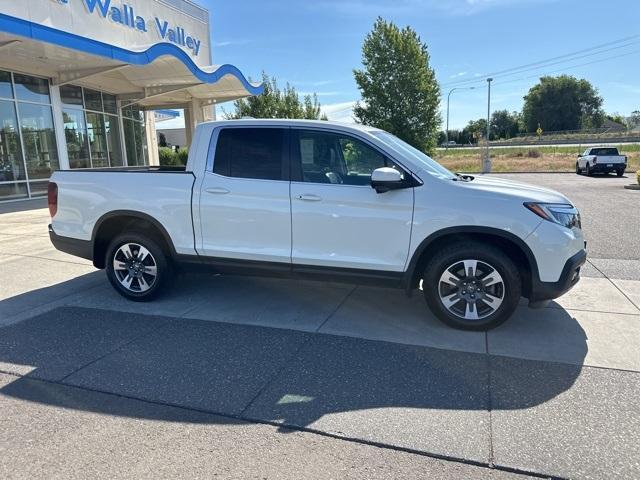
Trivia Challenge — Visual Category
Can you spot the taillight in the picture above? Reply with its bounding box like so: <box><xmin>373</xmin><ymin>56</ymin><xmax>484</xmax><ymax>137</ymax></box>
<box><xmin>48</xmin><ymin>182</ymin><xmax>58</xmax><ymax>218</ymax></box>
<box><xmin>593</xmin><ymin>156</ymin><xmax>597</xmax><ymax>164</ymax></box>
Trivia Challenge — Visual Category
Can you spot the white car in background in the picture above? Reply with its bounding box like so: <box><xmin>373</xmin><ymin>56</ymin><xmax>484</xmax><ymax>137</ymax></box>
<box><xmin>48</xmin><ymin>120</ymin><xmax>586</xmax><ymax>331</ymax></box>
<box><xmin>576</xmin><ymin>147</ymin><xmax>627</xmax><ymax>177</ymax></box>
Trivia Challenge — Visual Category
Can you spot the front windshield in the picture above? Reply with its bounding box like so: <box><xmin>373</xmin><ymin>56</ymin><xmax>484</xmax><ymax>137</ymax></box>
<box><xmin>372</xmin><ymin>131</ymin><xmax>455</xmax><ymax>180</ymax></box>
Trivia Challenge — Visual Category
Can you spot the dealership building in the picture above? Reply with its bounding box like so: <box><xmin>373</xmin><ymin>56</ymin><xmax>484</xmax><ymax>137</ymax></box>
<box><xmin>0</xmin><ymin>0</ymin><xmax>262</xmax><ymax>201</ymax></box>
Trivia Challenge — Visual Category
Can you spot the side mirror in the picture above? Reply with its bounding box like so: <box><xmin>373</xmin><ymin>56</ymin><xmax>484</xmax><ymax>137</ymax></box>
<box><xmin>577</xmin><ymin>154</ymin><xmax>582</xmax><ymax>158</ymax></box>
<box><xmin>371</xmin><ymin>167</ymin><xmax>404</xmax><ymax>194</ymax></box>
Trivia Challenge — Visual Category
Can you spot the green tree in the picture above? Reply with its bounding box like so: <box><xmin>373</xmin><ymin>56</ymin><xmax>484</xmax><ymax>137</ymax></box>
<box><xmin>629</xmin><ymin>110</ymin><xmax>640</xmax><ymax>128</ymax></box>
<box><xmin>522</xmin><ymin>75</ymin><xmax>604</xmax><ymax>133</ymax></box>
<box><xmin>462</xmin><ymin>118</ymin><xmax>487</xmax><ymax>144</ymax></box>
<box><xmin>353</xmin><ymin>18</ymin><xmax>441</xmax><ymax>154</ymax></box>
<box><xmin>225</xmin><ymin>72</ymin><xmax>327</xmax><ymax>120</ymax></box>
<box><xmin>605</xmin><ymin>113</ymin><xmax>627</xmax><ymax>127</ymax></box>
<box><xmin>490</xmin><ymin>110</ymin><xmax>520</xmax><ymax>140</ymax></box>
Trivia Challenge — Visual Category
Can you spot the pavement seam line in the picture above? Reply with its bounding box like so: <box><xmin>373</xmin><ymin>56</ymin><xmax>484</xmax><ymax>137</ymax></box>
<box><xmin>0</xmin><ymin>251</ymin><xmax>94</xmax><ymax>267</ymax></box>
<box><xmin>56</xmin><ymin>320</ymin><xmax>173</xmax><ymax>383</ymax></box>
<box><xmin>587</xmin><ymin>259</ymin><xmax>640</xmax><ymax>313</ymax></box>
<box><xmin>0</xmin><ymin>282</ymin><xmax>105</xmax><ymax>328</ymax></box>
<box><xmin>0</xmin><ymin>369</ymin><xmax>561</xmax><ymax>480</ymax></box>
<box><xmin>485</xmin><ymin>332</ymin><xmax>495</xmax><ymax>468</ymax></box>
<box><xmin>236</xmin><ymin>334</ymin><xmax>314</xmax><ymax>418</ymax></box>
<box><xmin>314</xmin><ymin>285</ymin><xmax>358</xmax><ymax>333</ymax></box>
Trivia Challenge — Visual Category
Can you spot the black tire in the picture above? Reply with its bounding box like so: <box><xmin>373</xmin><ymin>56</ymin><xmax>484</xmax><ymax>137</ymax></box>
<box><xmin>585</xmin><ymin>164</ymin><xmax>592</xmax><ymax>176</ymax></box>
<box><xmin>105</xmin><ymin>232</ymin><xmax>172</xmax><ymax>302</ymax></box>
<box><xmin>422</xmin><ymin>242</ymin><xmax>521</xmax><ymax>331</ymax></box>
<box><xmin>616</xmin><ymin>169</ymin><xmax>624</xmax><ymax>177</ymax></box>
<box><xmin>575</xmin><ymin>162</ymin><xmax>581</xmax><ymax>175</ymax></box>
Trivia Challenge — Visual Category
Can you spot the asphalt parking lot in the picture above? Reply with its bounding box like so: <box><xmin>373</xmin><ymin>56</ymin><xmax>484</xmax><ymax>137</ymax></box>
<box><xmin>1</xmin><ymin>173</ymin><xmax>639</xmax><ymax>479</ymax></box>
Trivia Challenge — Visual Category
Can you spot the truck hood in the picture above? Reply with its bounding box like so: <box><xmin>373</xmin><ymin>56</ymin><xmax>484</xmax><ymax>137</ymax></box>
<box><xmin>455</xmin><ymin>175</ymin><xmax>572</xmax><ymax>204</ymax></box>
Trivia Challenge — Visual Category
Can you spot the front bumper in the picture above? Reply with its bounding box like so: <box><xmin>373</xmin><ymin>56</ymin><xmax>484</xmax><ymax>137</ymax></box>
<box><xmin>49</xmin><ymin>224</ymin><xmax>93</xmax><ymax>261</ymax></box>
<box><xmin>528</xmin><ymin>249</ymin><xmax>587</xmax><ymax>308</ymax></box>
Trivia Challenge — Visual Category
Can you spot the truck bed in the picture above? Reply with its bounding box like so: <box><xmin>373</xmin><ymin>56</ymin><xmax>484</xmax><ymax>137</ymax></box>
<box><xmin>50</xmin><ymin>168</ymin><xmax>197</xmax><ymax>256</ymax></box>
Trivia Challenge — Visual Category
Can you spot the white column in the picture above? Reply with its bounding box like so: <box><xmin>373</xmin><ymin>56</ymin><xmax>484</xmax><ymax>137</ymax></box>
<box><xmin>185</xmin><ymin>98</ymin><xmax>205</xmax><ymax>150</ymax></box>
<box><xmin>144</xmin><ymin>111</ymin><xmax>159</xmax><ymax>166</ymax></box>
<box><xmin>49</xmin><ymin>84</ymin><xmax>70</xmax><ymax>170</ymax></box>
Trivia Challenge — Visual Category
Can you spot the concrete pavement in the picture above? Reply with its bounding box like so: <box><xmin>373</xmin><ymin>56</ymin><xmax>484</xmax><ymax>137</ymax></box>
<box><xmin>1</xmin><ymin>174</ymin><xmax>640</xmax><ymax>479</ymax></box>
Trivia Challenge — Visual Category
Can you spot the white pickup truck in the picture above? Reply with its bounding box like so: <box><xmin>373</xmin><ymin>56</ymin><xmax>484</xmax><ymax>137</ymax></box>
<box><xmin>48</xmin><ymin>120</ymin><xmax>586</xmax><ymax>330</ymax></box>
<box><xmin>576</xmin><ymin>147</ymin><xmax>627</xmax><ymax>176</ymax></box>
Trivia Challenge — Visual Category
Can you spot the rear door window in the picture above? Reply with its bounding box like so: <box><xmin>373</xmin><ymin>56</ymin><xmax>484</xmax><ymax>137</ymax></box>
<box><xmin>213</xmin><ymin>128</ymin><xmax>288</xmax><ymax>181</ymax></box>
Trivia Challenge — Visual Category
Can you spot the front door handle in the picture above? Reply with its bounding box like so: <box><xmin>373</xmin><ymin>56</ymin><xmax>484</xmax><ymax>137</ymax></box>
<box><xmin>205</xmin><ymin>187</ymin><xmax>230</xmax><ymax>195</ymax></box>
<box><xmin>297</xmin><ymin>194</ymin><xmax>322</xmax><ymax>202</ymax></box>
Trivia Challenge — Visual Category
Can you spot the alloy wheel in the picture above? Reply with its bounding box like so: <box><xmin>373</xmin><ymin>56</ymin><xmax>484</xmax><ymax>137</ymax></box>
<box><xmin>112</xmin><ymin>243</ymin><xmax>158</xmax><ymax>293</ymax></box>
<box><xmin>438</xmin><ymin>259</ymin><xmax>505</xmax><ymax>321</ymax></box>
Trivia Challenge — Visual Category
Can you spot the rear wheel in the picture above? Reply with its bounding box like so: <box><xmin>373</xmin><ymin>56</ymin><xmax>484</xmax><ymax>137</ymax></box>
<box><xmin>105</xmin><ymin>233</ymin><xmax>172</xmax><ymax>301</ymax></box>
<box><xmin>422</xmin><ymin>242</ymin><xmax>521</xmax><ymax>331</ymax></box>
<box><xmin>616</xmin><ymin>169</ymin><xmax>624</xmax><ymax>177</ymax></box>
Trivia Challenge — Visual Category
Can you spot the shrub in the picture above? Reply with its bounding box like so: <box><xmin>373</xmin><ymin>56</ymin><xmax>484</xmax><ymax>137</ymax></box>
<box><xmin>158</xmin><ymin>147</ymin><xmax>188</xmax><ymax>167</ymax></box>
<box><xmin>526</xmin><ymin>149</ymin><xmax>541</xmax><ymax>158</ymax></box>
<box><xmin>158</xmin><ymin>147</ymin><xmax>178</xmax><ymax>166</ymax></box>
<box><xmin>176</xmin><ymin>148</ymin><xmax>188</xmax><ymax>166</ymax></box>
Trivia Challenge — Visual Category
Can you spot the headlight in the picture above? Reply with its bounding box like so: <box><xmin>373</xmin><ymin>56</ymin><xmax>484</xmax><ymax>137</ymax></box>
<box><xmin>524</xmin><ymin>202</ymin><xmax>581</xmax><ymax>230</ymax></box>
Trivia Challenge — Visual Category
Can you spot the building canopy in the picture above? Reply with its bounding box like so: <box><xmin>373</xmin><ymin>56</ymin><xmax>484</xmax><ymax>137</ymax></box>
<box><xmin>0</xmin><ymin>10</ymin><xmax>263</xmax><ymax>110</ymax></box>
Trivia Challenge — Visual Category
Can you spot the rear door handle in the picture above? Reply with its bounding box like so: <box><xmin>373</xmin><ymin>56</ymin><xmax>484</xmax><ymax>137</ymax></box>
<box><xmin>297</xmin><ymin>194</ymin><xmax>322</xmax><ymax>202</ymax></box>
<box><xmin>205</xmin><ymin>187</ymin><xmax>230</xmax><ymax>195</ymax></box>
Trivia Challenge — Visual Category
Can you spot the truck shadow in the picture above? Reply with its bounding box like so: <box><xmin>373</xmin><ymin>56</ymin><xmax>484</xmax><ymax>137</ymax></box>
<box><xmin>0</xmin><ymin>274</ymin><xmax>588</xmax><ymax>431</ymax></box>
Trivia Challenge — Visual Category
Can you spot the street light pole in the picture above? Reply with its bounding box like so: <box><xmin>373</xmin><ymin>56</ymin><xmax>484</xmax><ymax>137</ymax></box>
<box><xmin>484</xmin><ymin>78</ymin><xmax>493</xmax><ymax>173</ymax></box>
<box><xmin>446</xmin><ymin>86</ymin><xmax>475</xmax><ymax>150</ymax></box>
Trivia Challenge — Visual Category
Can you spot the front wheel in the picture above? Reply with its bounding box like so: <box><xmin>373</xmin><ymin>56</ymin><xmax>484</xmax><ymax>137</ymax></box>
<box><xmin>422</xmin><ymin>242</ymin><xmax>521</xmax><ymax>331</ymax></box>
<box><xmin>575</xmin><ymin>162</ymin><xmax>581</xmax><ymax>175</ymax></box>
<box><xmin>585</xmin><ymin>164</ymin><xmax>592</xmax><ymax>176</ymax></box>
<box><xmin>105</xmin><ymin>233</ymin><xmax>172</xmax><ymax>301</ymax></box>
<box><xmin>616</xmin><ymin>169</ymin><xmax>625</xmax><ymax>177</ymax></box>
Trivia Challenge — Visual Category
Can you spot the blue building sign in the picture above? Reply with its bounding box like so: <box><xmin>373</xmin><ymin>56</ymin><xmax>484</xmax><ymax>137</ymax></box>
<box><xmin>61</xmin><ymin>0</ymin><xmax>202</xmax><ymax>56</ymax></box>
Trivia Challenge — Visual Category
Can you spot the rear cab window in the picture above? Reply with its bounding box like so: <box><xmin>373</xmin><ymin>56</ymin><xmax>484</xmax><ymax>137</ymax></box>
<box><xmin>590</xmin><ymin>148</ymin><xmax>619</xmax><ymax>156</ymax></box>
<box><xmin>213</xmin><ymin>128</ymin><xmax>288</xmax><ymax>181</ymax></box>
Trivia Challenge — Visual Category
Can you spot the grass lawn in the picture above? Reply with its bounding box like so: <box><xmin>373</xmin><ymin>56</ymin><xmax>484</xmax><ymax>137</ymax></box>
<box><xmin>434</xmin><ymin>144</ymin><xmax>640</xmax><ymax>173</ymax></box>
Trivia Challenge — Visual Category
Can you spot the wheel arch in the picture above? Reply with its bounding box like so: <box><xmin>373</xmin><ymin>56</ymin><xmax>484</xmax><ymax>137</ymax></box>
<box><xmin>92</xmin><ymin>210</ymin><xmax>177</xmax><ymax>269</ymax></box>
<box><xmin>403</xmin><ymin>226</ymin><xmax>539</xmax><ymax>298</ymax></box>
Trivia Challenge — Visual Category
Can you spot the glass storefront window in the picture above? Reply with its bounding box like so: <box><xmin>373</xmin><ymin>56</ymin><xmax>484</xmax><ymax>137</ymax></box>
<box><xmin>63</xmin><ymin>108</ymin><xmax>90</xmax><ymax>169</ymax></box>
<box><xmin>0</xmin><ymin>71</ymin><xmax>13</xmax><ymax>99</ymax></box>
<box><xmin>84</xmin><ymin>89</ymin><xmax>103</xmax><ymax>112</ymax></box>
<box><xmin>123</xmin><ymin>116</ymin><xmax>148</xmax><ymax>166</ymax></box>
<box><xmin>28</xmin><ymin>181</ymin><xmax>49</xmax><ymax>197</ymax></box>
<box><xmin>14</xmin><ymin>74</ymin><xmax>51</xmax><ymax>104</ymax></box>
<box><xmin>0</xmin><ymin>182</ymin><xmax>28</xmax><ymax>200</ymax></box>
<box><xmin>86</xmin><ymin>112</ymin><xmax>109</xmax><ymax>168</ymax></box>
<box><xmin>105</xmin><ymin>114</ymin><xmax>123</xmax><ymax>167</ymax></box>
<box><xmin>103</xmin><ymin>93</ymin><xmax>118</xmax><ymax>115</ymax></box>
<box><xmin>0</xmin><ymin>71</ymin><xmax>65</xmax><ymax>200</ymax></box>
<box><xmin>60</xmin><ymin>85</ymin><xmax>83</xmax><ymax>108</ymax></box>
<box><xmin>18</xmin><ymin>103</ymin><xmax>60</xmax><ymax>181</ymax></box>
<box><xmin>63</xmin><ymin>85</ymin><xmax>127</xmax><ymax>169</ymax></box>
<box><xmin>0</xmin><ymin>100</ymin><xmax>25</xmax><ymax>182</ymax></box>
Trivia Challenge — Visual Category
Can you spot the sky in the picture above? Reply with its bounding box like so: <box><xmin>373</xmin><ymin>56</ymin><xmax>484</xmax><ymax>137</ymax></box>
<box><xmin>159</xmin><ymin>0</ymin><xmax>640</xmax><ymax>130</ymax></box>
